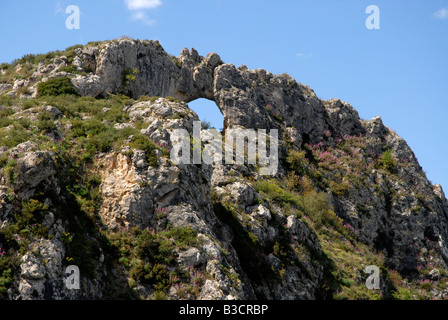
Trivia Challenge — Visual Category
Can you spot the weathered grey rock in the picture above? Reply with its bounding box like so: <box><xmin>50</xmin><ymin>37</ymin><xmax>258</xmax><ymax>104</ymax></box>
<box><xmin>13</xmin><ymin>79</ymin><xmax>29</xmax><ymax>90</ymax></box>
<box><xmin>14</xmin><ymin>151</ymin><xmax>57</xmax><ymax>199</ymax></box>
<box><xmin>199</xmin><ymin>280</ymin><xmax>225</xmax><ymax>300</ymax></box>
<box><xmin>72</xmin><ymin>56</ymin><xmax>85</xmax><ymax>71</ymax></box>
<box><xmin>324</xmin><ymin>98</ymin><xmax>365</xmax><ymax>137</ymax></box>
<box><xmin>177</xmin><ymin>247</ymin><xmax>205</xmax><ymax>267</ymax></box>
<box><xmin>71</xmin><ymin>74</ymin><xmax>105</xmax><ymax>97</ymax></box>
<box><xmin>250</xmin><ymin>204</ymin><xmax>272</xmax><ymax>222</ymax></box>
<box><xmin>14</xmin><ymin>235</ymin><xmax>103</xmax><ymax>300</ymax></box>
<box><xmin>227</xmin><ymin>182</ymin><xmax>255</xmax><ymax>208</ymax></box>
<box><xmin>97</xmin><ymin>151</ymin><xmax>154</xmax><ymax>231</ymax></box>
<box><xmin>0</xmin><ymin>83</ymin><xmax>12</xmax><ymax>94</ymax></box>
<box><xmin>18</xmin><ymin>279</ymin><xmax>45</xmax><ymax>300</ymax></box>
<box><xmin>20</xmin><ymin>254</ymin><xmax>46</xmax><ymax>280</ymax></box>
<box><xmin>42</xmin><ymin>105</ymin><xmax>62</xmax><ymax>119</ymax></box>
<box><xmin>365</xmin><ymin>116</ymin><xmax>388</xmax><ymax>136</ymax></box>
<box><xmin>286</xmin><ymin>215</ymin><xmax>322</xmax><ymax>253</ymax></box>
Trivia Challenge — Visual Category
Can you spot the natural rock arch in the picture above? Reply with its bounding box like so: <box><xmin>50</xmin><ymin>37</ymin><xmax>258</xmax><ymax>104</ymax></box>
<box><xmin>188</xmin><ymin>98</ymin><xmax>224</xmax><ymax>131</ymax></box>
<box><xmin>72</xmin><ymin>38</ymin><xmax>365</xmax><ymax>141</ymax></box>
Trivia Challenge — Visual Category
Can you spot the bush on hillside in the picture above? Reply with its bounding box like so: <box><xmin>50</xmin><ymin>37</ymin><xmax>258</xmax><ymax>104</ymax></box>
<box><xmin>37</xmin><ymin>77</ymin><xmax>79</xmax><ymax>97</ymax></box>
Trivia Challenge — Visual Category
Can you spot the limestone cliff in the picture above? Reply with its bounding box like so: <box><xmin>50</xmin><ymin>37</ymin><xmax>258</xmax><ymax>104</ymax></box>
<box><xmin>0</xmin><ymin>37</ymin><xmax>447</xmax><ymax>300</ymax></box>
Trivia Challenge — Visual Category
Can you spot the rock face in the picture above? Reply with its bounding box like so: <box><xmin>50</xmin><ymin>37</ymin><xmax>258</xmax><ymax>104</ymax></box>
<box><xmin>1</xmin><ymin>38</ymin><xmax>448</xmax><ymax>300</ymax></box>
<box><xmin>14</xmin><ymin>151</ymin><xmax>57</xmax><ymax>199</ymax></box>
<box><xmin>71</xmin><ymin>39</ymin><xmax>342</xmax><ymax>141</ymax></box>
<box><xmin>79</xmin><ymin>40</ymin><xmax>220</xmax><ymax>102</ymax></box>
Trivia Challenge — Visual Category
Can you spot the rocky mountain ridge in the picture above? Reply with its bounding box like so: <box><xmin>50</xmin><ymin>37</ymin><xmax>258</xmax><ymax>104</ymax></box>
<box><xmin>0</xmin><ymin>37</ymin><xmax>447</xmax><ymax>300</ymax></box>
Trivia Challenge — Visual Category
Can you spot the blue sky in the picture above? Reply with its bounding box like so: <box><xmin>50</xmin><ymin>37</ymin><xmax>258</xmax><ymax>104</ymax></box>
<box><xmin>0</xmin><ymin>0</ymin><xmax>447</xmax><ymax>192</ymax></box>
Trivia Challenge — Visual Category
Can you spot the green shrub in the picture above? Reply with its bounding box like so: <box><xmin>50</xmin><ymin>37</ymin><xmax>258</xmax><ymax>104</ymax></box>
<box><xmin>170</xmin><ymin>56</ymin><xmax>183</xmax><ymax>69</ymax></box>
<box><xmin>0</xmin><ymin>152</ymin><xmax>8</xmax><ymax>168</ymax></box>
<box><xmin>128</xmin><ymin>133</ymin><xmax>158</xmax><ymax>166</ymax></box>
<box><xmin>65</xmin><ymin>44</ymin><xmax>84</xmax><ymax>51</ymax></box>
<box><xmin>129</xmin><ymin>261</ymin><xmax>170</xmax><ymax>288</ymax></box>
<box><xmin>13</xmin><ymin>52</ymin><xmax>58</xmax><ymax>67</ymax></box>
<box><xmin>108</xmin><ymin>225</ymin><xmax>201</xmax><ymax>293</ymax></box>
<box><xmin>68</xmin><ymin>117</ymin><xmax>159</xmax><ymax>166</ymax></box>
<box><xmin>65</xmin><ymin>44</ymin><xmax>84</xmax><ymax>52</ymax></box>
<box><xmin>71</xmin><ymin>118</ymin><xmax>106</xmax><ymax>138</ymax></box>
<box><xmin>0</xmin><ymin>256</ymin><xmax>18</xmax><ymax>298</ymax></box>
<box><xmin>64</xmin><ymin>45</ymin><xmax>83</xmax><ymax>64</ymax></box>
<box><xmin>254</xmin><ymin>179</ymin><xmax>301</xmax><ymax>207</ymax></box>
<box><xmin>164</xmin><ymin>227</ymin><xmax>200</xmax><ymax>249</ymax></box>
<box><xmin>13</xmin><ymin>54</ymin><xmax>38</xmax><ymax>65</ymax></box>
<box><xmin>122</xmin><ymin>68</ymin><xmax>139</xmax><ymax>88</ymax></box>
<box><xmin>302</xmin><ymin>191</ymin><xmax>341</xmax><ymax>229</ymax></box>
<box><xmin>37</xmin><ymin>77</ymin><xmax>80</xmax><ymax>97</ymax></box>
<box><xmin>376</xmin><ymin>150</ymin><xmax>396</xmax><ymax>172</ymax></box>
<box><xmin>201</xmin><ymin>120</ymin><xmax>212</xmax><ymax>130</ymax></box>
<box><xmin>165</xmin><ymin>96</ymin><xmax>181</xmax><ymax>103</ymax></box>
<box><xmin>392</xmin><ymin>288</ymin><xmax>414</xmax><ymax>300</ymax></box>
<box><xmin>138</xmin><ymin>96</ymin><xmax>159</xmax><ymax>103</ymax></box>
<box><xmin>21</xmin><ymin>99</ymin><xmax>37</xmax><ymax>110</ymax></box>
<box><xmin>287</xmin><ymin>150</ymin><xmax>307</xmax><ymax>175</ymax></box>
<box><xmin>41</xmin><ymin>95</ymin><xmax>111</xmax><ymax>118</ymax></box>
<box><xmin>0</xmin><ymin>123</ymin><xmax>31</xmax><ymax>148</ymax></box>
<box><xmin>21</xmin><ymin>199</ymin><xmax>49</xmax><ymax>222</ymax></box>
<box><xmin>0</xmin><ymin>95</ymin><xmax>13</xmax><ymax>107</ymax></box>
<box><xmin>37</xmin><ymin>111</ymin><xmax>56</xmax><ymax>133</ymax></box>
<box><xmin>0</xmin><ymin>199</ymin><xmax>49</xmax><ymax>247</ymax></box>
<box><xmin>0</xmin><ymin>117</ymin><xmax>12</xmax><ymax>129</ymax></box>
<box><xmin>0</xmin><ymin>107</ymin><xmax>14</xmax><ymax>117</ymax></box>
<box><xmin>2</xmin><ymin>159</ymin><xmax>17</xmax><ymax>184</ymax></box>
<box><xmin>102</xmin><ymin>106</ymin><xmax>129</xmax><ymax>124</ymax></box>
<box><xmin>330</xmin><ymin>180</ymin><xmax>351</xmax><ymax>197</ymax></box>
<box><xmin>86</xmin><ymin>130</ymin><xmax>117</xmax><ymax>154</ymax></box>
<box><xmin>59</xmin><ymin>65</ymin><xmax>79</xmax><ymax>74</ymax></box>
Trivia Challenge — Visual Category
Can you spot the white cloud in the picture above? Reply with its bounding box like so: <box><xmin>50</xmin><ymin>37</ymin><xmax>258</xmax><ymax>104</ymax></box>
<box><xmin>125</xmin><ymin>0</ymin><xmax>162</xmax><ymax>11</ymax></box>
<box><xmin>434</xmin><ymin>8</ymin><xmax>448</xmax><ymax>20</ymax></box>
<box><xmin>296</xmin><ymin>52</ymin><xmax>313</xmax><ymax>59</ymax></box>
<box><xmin>131</xmin><ymin>11</ymin><xmax>156</xmax><ymax>26</ymax></box>
<box><xmin>55</xmin><ymin>1</ymin><xmax>64</xmax><ymax>14</ymax></box>
<box><xmin>125</xmin><ymin>0</ymin><xmax>160</xmax><ymax>26</ymax></box>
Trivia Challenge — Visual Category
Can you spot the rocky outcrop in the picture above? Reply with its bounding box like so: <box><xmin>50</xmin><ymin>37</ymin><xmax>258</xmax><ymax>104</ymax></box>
<box><xmin>324</xmin><ymin>99</ymin><xmax>365</xmax><ymax>137</ymax></box>
<box><xmin>71</xmin><ymin>75</ymin><xmax>104</xmax><ymax>97</ymax></box>
<box><xmin>70</xmin><ymin>38</ymin><xmax>348</xmax><ymax>143</ymax></box>
<box><xmin>79</xmin><ymin>40</ymin><xmax>221</xmax><ymax>102</ymax></box>
<box><xmin>14</xmin><ymin>151</ymin><xmax>57</xmax><ymax>199</ymax></box>
<box><xmin>1</xmin><ymin>38</ymin><xmax>448</xmax><ymax>300</ymax></box>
